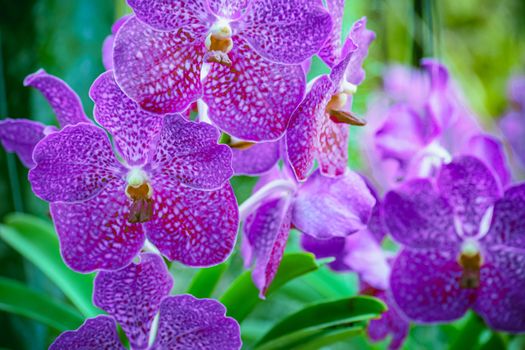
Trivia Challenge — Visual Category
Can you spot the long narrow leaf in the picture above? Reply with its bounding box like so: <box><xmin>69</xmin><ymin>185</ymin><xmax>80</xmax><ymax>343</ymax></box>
<box><xmin>0</xmin><ymin>277</ymin><xmax>84</xmax><ymax>331</ymax></box>
<box><xmin>187</xmin><ymin>261</ymin><xmax>229</xmax><ymax>298</ymax></box>
<box><xmin>0</xmin><ymin>213</ymin><xmax>100</xmax><ymax>317</ymax></box>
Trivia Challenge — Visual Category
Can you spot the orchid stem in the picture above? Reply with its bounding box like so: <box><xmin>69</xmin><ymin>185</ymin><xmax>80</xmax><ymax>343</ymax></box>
<box><xmin>238</xmin><ymin>179</ymin><xmax>295</xmax><ymax>221</ymax></box>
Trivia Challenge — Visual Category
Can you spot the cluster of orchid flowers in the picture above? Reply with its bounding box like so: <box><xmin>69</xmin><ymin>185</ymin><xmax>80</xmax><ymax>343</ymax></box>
<box><xmin>0</xmin><ymin>0</ymin><xmax>524</xmax><ymax>349</ymax></box>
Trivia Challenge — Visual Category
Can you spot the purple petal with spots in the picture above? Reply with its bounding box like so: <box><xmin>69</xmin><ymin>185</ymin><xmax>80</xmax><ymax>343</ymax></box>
<box><xmin>50</xmin><ymin>188</ymin><xmax>145</xmax><ymax>272</ymax></box>
<box><xmin>90</xmin><ymin>71</ymin><xmax>163</xmax><ymax>166</ymax></box>
<box><xmin>102</xmin><ymin>15</ymin><xmax>132</xmax><ymax>70</ymax></box>
<box><xmin>317</xmin><ymin>115</ymin><xmax>348</xmax><ymax>177</ymax></box>
<box><xmin>383</xmin><ymin>178</ymin><xmax>459</xmax><ymax>249</ymax></box>
<box><xmin>463</xmin><ymin>134</ymin><xmax>510</xmax><ymax>188</ymax></box>
<box><xmin>151</xmin><ymin>295</ymin><xmax>242</xmax><ymax>350</ymax></box>
<box><xmin>23</xmin><ymin>69</ymin><xmax>88</xmax><ymax>127</ymax></box>
<box><xmin>208</xmin><ymin>0</ymin><xmax>251</xmax><ymax>19</ymax></box>
<box><xmin>150</xmin><ymin>114</ymin><xmax>233</xmax><ymax>190</ymax></box>
<box><xmin>285</xmin><ymin>75</ymin><xmax>333</xmax><ymax>181</ymax></box>
<box><xmin>486</xmin><ymin>184</ymin><xmax>525</xmax><ymax>249</ymax></box>
<box><xmin>243</xmin><ymin>197</ymin><xmax>291</xmax><ymax>297</ymax></box>
<box><xmin>345</xmin><ymin>17</ymin><xmax>375</xmax><ymax>85</ymax></box>
<box><xmin>94</xmin><ymin>253</ymin><xmax>173</xmax><ymax>349</ymax></box>
<box><xmin>437</xmin><ymin>156</ymin><xmax>501</xmax><ymax>238</ymax></box>
<box><xmin>50</xmin><ymin>316</ymin><xmax>125</xmax><ymax>350</ymax></box>
<box><xmin>127</xmin><ymin>0</ymin><xmax>211</xmax><ymax>34</ymax></box>
<box><xmin>231</xmin><ymin>141</ymin><xmax>280</xmax><ymax>175</ymax></box>
<box><xmin>318</xmin><ymin>0</ymin><xmax>344</xmax><ymax>67</ymax></box>
<box><xmin>203</xmin><ymin>37</ymin><xmax>305</xmax><ymax>141</ymax></box>
<box><xmin>293</xmin><ymin>170</ymin><xmax>375</xmax><ymax>239</ymax></box>
<box><xmin>238</xmin><ymin>0</ymin><xmax>332</xmax><ymax>64</ymax></box>
<box><xmin>0</xmin><ymin>118</ymin><xmax>50</xmax><ymax>168</ymax></box>
<box><xmin>500</xmin><ymin>110</ymin><xmax>525</xmax><ymax>167</ymax></box>
<box><xmin>301</xmin><ymin>235</ymin><xmax>348</xmax><ymax>271</ymax></box>
<box><xmin>474</xmin><ymin>246</ymin><xmax>525</xmax><ymax>332</ymax></box>
<box><xmin>367</xmin><ymin>290</ymin><xmax>409</xmax><ymax>350</ymax></box>
<box><xmin>114</xmin><ymin>17</ymin><xmax>204</xmax><ymax>114</ymax></box>
<box><xmin>145</xmin><ymin>183</ymin><xmax>238</xmax><ymax>267</ymax></box>
<box><xmin>390</xmin><ymin>248</ymin><xmax>476</xmax><ymax>323</ymax></box>
<box><xmin>29</xmin><ymin>123</ymin><xmax>124</xmax><ymax>203</ymax></box>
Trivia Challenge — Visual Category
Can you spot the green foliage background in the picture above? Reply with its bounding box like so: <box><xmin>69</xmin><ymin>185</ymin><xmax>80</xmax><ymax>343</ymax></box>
<box><xmin>0</xmin><ymin>0</ymin><xmax>524</xmax><ymax>349</ymax></box>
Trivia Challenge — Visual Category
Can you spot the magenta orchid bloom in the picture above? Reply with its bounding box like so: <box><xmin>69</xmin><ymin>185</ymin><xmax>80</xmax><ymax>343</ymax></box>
<box><xmin>51</xmin><ymin>253</ymin><xmax>242</xmax><ymax>350</ymax></box>
<box><xmin>286</xmin><ymin>17</ymin><xmax>375</xmax><ymax>180</ymax></box>
<box><xmin>384</xmin><ymin>156</ymin><xmax>525</xmax><ymax>332</ymax></box>
<box><xmin>241</xmin><ymin>164</ymin><xmax>375</xmax><ymax>297</ymax></box>
<box><xmin>0</xmin><ymin>69</ymin><xmax>89</xmax><ymax>167</ymax></box>
<box><xmin>28</xmin><ymin>71</ymin><xmax>238</xmax><ymax>272</ymax></box>
<box><xmin>112</xmin><ymin>0</ymin><xmax>330</xmax><ymax>141</ymax></box>
<box><xmin>231</xmin><ymin>140</ymin><xmax>281</xmax><ymax>176</ymax></box>
<box><xmin>500</xmin><ymin>76</ymin><xmax>525</xmax><ymax>169</ymax></box>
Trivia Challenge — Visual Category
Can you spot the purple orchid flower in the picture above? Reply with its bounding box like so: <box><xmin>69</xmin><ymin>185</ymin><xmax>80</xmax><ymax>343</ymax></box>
<box><xmin>0</xmin><ymin>69</ymin><xmax>89</xmax><ymax>167</ymax></box>
<box><xmin>230</xmin><ymin>140</ymin><xmax>280</xmax><ymax>176</ymax></box>
<box><xmin>500</xmin><ymin>76</ymin><xmax>525</xmax><ymax>168</ymax></box>
<box><xmin>102</xmin><ymin>15</ymin><xmax>132</xmax><ymax>70</ymax></box>
<box><xmin>384</xmin><ymin>155</ymin><xmax>525</xmax><ymax>332</ymax></box>
<box><xmin>240</xmin><ymin>164</ymin><xmax>375</xmax><ymax>297</ymax></box>
<box><xmin>301</xmin><ymin>184</ymin><xmax>410</xmax><ymax>350</ymax></box>
<box><xmin>50</xmin><ymin>253</ymin><xmax>242</xmax><ymax>350</ymax></box>
<box><xmin>370</xmin><ymin>60</ymin><xmax>510</xmax><ymax>189</ymax></box>
<box><xmin>28</xmin><ymin>71</ymin><xmax>239</xmax><ymax>272</ymax></box>
<box><xmin>111</xmin><ymin>0</ymin><xmax>330</xmax><ymax>141</ymax></box>
<box><xmin>286</xmin><ymin>17</ymin><xmax>375</xmax><ymax>181</ymax></box>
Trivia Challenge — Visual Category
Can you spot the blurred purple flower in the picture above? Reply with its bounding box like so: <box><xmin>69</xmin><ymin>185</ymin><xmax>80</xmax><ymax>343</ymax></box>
<box><xmin>286</xmin><ymin>17</ymin><xmax>375</xmax><ymax>180</ymax></box>
<box><xmin>241</xmin><ymin>164</ymin><xmax>375</xmax><ymax>297</ymax></box>
<box><xmin>384</xmin><ymin>156</ymin><xmax>525</xmax><ymax>332</ymax></box>
<box><xmin>112</xmin><ymin>0</ymin><xmax>331</xmax><ymax>141</ymax></box>
<box><xmin>0</xmin><ymin>69</ymin><xmax>89</xmax><ymax>167</ymax></box>
<box><xmin>50</xmin><ymin>253</ymin><xmax>241</xmax><ymax>350</ymax></box>
<box><xmin>230</xmin><ymin>140</ymin><xmax>281</xmax><ymax>176</ymax></box>
<box><xmin>500</xmin><ymin>76</ymin><xmax>525</xmax><ymax>168</ymax></box>
<box><xmin>28</xmin><ymin>71</ymin><xmax>238</xmax><ymax>272</ymax></box>
<box><xmin>102</xmin><ymin>15</ymin><xmax>131</xmax><ymax>70</ymax></box>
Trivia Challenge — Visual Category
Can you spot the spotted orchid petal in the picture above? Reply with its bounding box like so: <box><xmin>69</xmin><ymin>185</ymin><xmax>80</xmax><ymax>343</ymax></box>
<box><xmin>150</xmin><ymin>114</ymin><xmax>233</xmax><ymax>190</ymax></box>
<box><xmin>318</xmin><ymin>0</ymin><xmax>344</xmax><ymax>67</ymax></box>
<box><xmin>316</xmin><ymin>115</ymin><xmax>348</xmax><ymax>177</ymax></box>
<box><xmin>486</xmin><ymin>184</ymin><xmax>525</xmax><ymax>249</ymax></box>
<box><xmin>345</xmin><ymin>17</ymin><xmax>376</xmax><ymax>85</ymax></box>
<box><xmin>0</xmin><ymin>118</ymin><xmax>52</xmax><ymax>168</ymax></box>
<box><xmin>383</xmin><ymin>178</ymin><xmax>459</xmax><ymax>249</ymax></box>
<box><xmin>102</xmin><ymin>15</ymin><xmax>132</xmax><ymax>70</ymax></box>
<box><xmin>367</xmin><ymin>290</ymin><xmax>410</xmax><ymax>350</ymax></box>
<box><xmin>114</xmin><ymin>17</ymin><xmax>204</xmax><ymax>114</ymax></box>
<box><xmin>474</xmin><ymin>246</ymin><xmax>525</xmax><ymax>332</ymax></box>
<box><xmin>28</xmin><ymin>123</ymin><xmax>125</xmax><ymax>203</ymax></box>
<box><xmin>90</xmin><ymin>71</ymin><xmax>163</xmax><ymax>166</ymax></box>
<box><xmin>292</xmin><ymin>170</ymin><xmax>375</xmax><ymax>239</ymax></box>
<box><xmin>208</xmin><ymin>0</ymin><xmax>251</xmax><ymax>19</ymax></box>
<box><xmin>151</xmin><ymin>295</ymin><xmax>242</xmax><ymax>350</ymax></box>
<box><xmin>50</xmin><ymin>316</ymin><xmax>125</xmax><ymax>350</ymax></box>
<box><xmin>127</xmin><ymin>0</ymin><xmax>211</xmax><ymax>34</ymax></box>
<box><xmin>238</xmin><ymin>0</ymin><xmax>332</xmax><ymax>64</ymax></box>
<box><xmin>463</xmin><ymin>134</ymin><xmax>510</xmax><ymax>188</ymax></box>
<box><xmin>243</xmin><ymin>196</ymin><xmax>292</xmax><ymax>297</ymax></box>
<box><xmin>23</xmin><ymin>69</ymin><xmax>89</xmax><ymax>127</ymax></box>
<box><xmin>231</xmin><ymin>141</ymin><xmax>280</xmax><ymax>176</ymax></box>
<box><xmin>93</xmin><ymin>253</ymin><xmax>173</xmax><ymax>349</ymax></box>
<box><xmin>50</xmin><ymin>188</ymin><xmax>145</xmax><ymax>272</ymax></box>
<box><xmin>390</xmin><ymin>248</ymin><xmax>476</xmax><ymax>323</ymax></box>
<box><xmin>203</xmin><ymin>37</ymin><xmax>305</xmax><ymax>141</ymax></box>
<box><xmin>437</xmin><ymin>156</ymin><xmax>501</xmax><ymax>238</ymax></box>
<box><xmin>285</xmin><ymin>75</ymin><xmax>333</xmax><ymax>181</ymax></box>
<box><xmin>145</xmin><ymin>183</ymin><xmax>238</xmax><ymax>267</ymax></box>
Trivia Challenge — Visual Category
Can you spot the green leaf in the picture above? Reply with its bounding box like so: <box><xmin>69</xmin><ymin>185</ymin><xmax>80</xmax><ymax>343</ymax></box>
<box><xmin>0</xmin><ymin>276</ymin><xmax>84</xmax><ymax>331</ymax></box>
<box><xmin>0</xmin><ymin>213</ymin><xmax>100</xmax><ymax>317</ymax></box>
<box><xmin>254</xmin><ymin>296</ymin><xmax>386</xmax><ymax>349</ymax></box>
<box><xmin>187</xmin><ymin>261</ymin><xmax>229</xmax><ymax>298</ymax></box>
<box><xmin>220</xmin><ymin>253</ymin><xmax>319</xmax><ymax>323</ymax></box>
<box><xmin>448</xmin><ymin>312</ymin><xmax>486</xmax><ymax>350</ymax></box>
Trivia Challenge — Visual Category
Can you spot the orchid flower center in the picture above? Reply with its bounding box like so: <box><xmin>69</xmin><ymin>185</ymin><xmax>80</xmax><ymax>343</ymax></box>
<box><xmin>125</xmin><ymin>168</ymin><xmax>154</xmax><ymax>223</ymax></box>
<box><xmin>326</xmin><ymin>82</ymin><xmax>366</xmax><ymax>126</ymax></box>
<box><xmin>457</xmin><ymin>239</ymin><xmax>483</xmax><ymax>289</ymax></box>
<box><xmin>205</xmin><ymin>19</ymin><xmax>233</xmax><ymax>66</ymax></box>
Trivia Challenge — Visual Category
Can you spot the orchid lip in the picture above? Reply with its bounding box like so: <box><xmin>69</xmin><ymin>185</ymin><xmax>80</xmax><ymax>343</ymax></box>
<box><xmin>458</xmin><ymin>239</ymin><xmax>483</xmax><ymax>289</ymax></box>
<box><xmin>125</xmin><ymin>167</ymin><xmax>154</xmax><ymax>223</ymax></box>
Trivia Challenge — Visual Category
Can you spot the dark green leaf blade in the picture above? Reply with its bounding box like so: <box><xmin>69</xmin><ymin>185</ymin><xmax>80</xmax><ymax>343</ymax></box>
<box><xmin>0</xmin><ymin>276</ymin><xmax>84</xmax><ymax>331</ymax></box>
<box><xmin>0</xmin><ymin>213</ymin><xmax>100</xmax><ymax>317</ymax></box>
<box><xmin>255</xmin><ymin>296</ymin><xmax>386</xmax><ymax>349</ymax></box>
<box><xmin>187</xmin><ymin>261</ymin><xmax>229</xmax><ymax>298</ymax></box>
<box><xmin>220</xmin><ymin>253</ymin><xmax>319</xmax><ymax>323</ymax></box>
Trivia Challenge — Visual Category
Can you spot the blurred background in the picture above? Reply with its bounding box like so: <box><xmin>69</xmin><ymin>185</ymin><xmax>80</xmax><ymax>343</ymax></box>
<box><xmin>0</xmin><ymin>0</ymin><xmax>524</xmax><ymax>348</ymax></box>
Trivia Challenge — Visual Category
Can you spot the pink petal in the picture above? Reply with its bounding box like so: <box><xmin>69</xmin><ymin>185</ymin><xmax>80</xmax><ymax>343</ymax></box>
<box><xmin>0</xmin><ymin>118</ymin><xmax>50</xmax><ymax>168</ymax></box>
<box><xmin>316</xmin><ymin>116</ymin><xmax>348</xmax><ymax>177</ymax></box>
<box><xmin>208</xmin><ymin>0</ymin><xmax>251</xmax><ymax>19</ymax></box>
<box><xmin>231</xmin><ymin>141</ymin><xmax>280</xmax><ymax>176</ymax></box>
<box><xmin>318</xmin><ymin>0</ymin><xmax>345</xmax><ymax>67</ymax></box>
